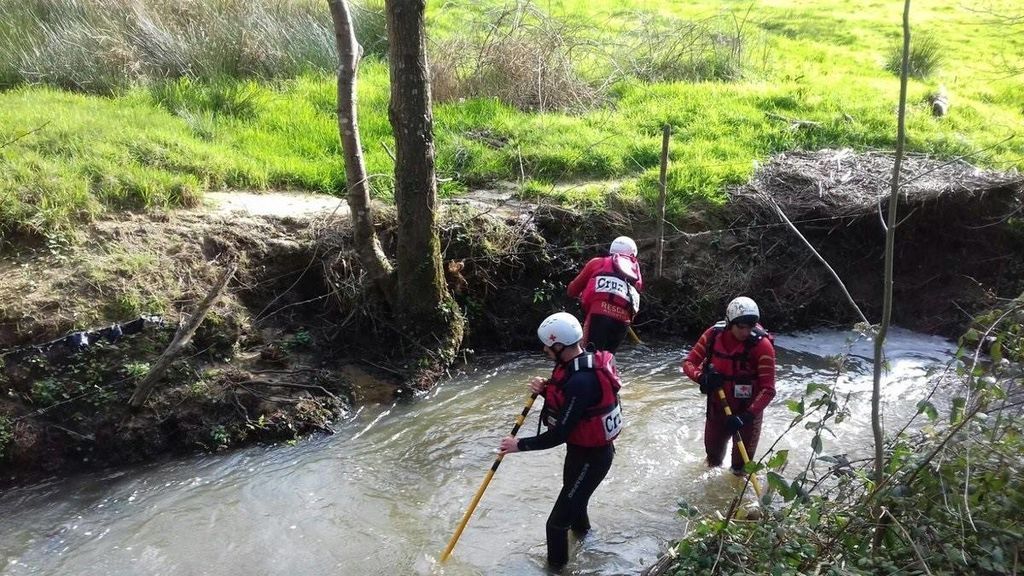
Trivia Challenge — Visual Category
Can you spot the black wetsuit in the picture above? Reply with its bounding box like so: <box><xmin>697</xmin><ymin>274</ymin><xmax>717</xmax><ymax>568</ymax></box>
<box><xmin>517</xmin><ymin>362</ymin><xmax>616</xmax><ymax>570</ymax></box>
<box><xmin>586</xmin><ymin>314</ymin><xmax>629</xmax><ymax>353</ymax></box>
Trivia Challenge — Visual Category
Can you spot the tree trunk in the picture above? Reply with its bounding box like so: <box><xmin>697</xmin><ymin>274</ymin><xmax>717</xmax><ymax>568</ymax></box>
<box><xmin>384</xmin><ymin>0</ymin><xmax>462</xmax><ymax>353</ymax></box>
<box><xmin>871</xmin><ymin>0</ymin><xmax>912</xmax><ymax>552</ymax></box>
<box><xmin>327</xmin><ymin>0</ymin><xmax>394</xmax><ymax>291</ymax></box>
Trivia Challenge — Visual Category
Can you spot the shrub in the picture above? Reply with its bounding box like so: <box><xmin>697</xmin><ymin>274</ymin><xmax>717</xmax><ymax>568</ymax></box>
<box><xmin>429</xmin><ymin>1</ymin><xmax>605</xmax><ymax>112</ymax></box>
<box><xmin>610</xmin><ymin>10</ymin><xmax>771</xmax><ymax>83</ymax></box>
<box><xmin>209</xmin><ymin>424</ymin><xmax>230</xmax><ymax>449</ymax></box>
<box><xmin>0</xmin><ymin>415</ymin><xmax>12</xmax><ymax>460</ymax></box>
<box><xmin>124</xmin><ymin>361</ymin><xmax>151</xmax><ymax>380</ymax></box>
<box><xmin>30</xmin><ymin>378</ymin><xmax>63</xmax><ymax>406</ymax></box>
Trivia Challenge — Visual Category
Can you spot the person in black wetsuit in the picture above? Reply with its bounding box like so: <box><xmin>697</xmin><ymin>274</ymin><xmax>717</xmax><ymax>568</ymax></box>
<box><xmin>499</xmin><ymin>312</ymin><xmax>623</xmax><ymax>572</ymax></box>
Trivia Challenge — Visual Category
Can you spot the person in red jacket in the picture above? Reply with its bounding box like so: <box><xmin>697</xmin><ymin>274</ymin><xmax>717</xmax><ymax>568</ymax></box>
<box><xmin>499</xmin><ymin>312</ymin><xmax>622</xmax><ymax>571</ymax></box>
<box><xmin>566</xmin><ymin>236</ymin><xmax>643</xmax><ymax>353</ymax></box>
<box><xmin>682</xmin><ymin>297</ymin><xmax>776</xmax><ymax>475</ymax></box>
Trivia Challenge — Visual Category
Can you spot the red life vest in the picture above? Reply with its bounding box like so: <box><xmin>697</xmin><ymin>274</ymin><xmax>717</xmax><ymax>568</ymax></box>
<box><xmin>704</xmin><ymin>321</ymin><xmax>773</xmax><ymax>412</ymax></box>
<box><xmin>542</xmin><ymin>351</ymin><xmax>624</xmax><ymax>447</ymax></box>
<box><xmin>580</xmin><ymin>255</ymin><xmax>641</xmax><ymax>323</ymax></box>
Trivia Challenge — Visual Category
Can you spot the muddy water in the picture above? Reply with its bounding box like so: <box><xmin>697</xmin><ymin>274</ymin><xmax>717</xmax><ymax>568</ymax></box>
<box><xmin>0</xmin><ymin>328</ymin><xmax>956</xmax><ymax>576</ymax></box>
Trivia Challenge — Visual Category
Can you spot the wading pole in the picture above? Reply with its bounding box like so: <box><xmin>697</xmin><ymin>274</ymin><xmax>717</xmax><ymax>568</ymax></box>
<box><xmin>440</xmin><ymin>392</ymin><xmax>539</xmax><ymax>563</ymax></box>
<box><xmin>716</xmin><ymin>388</ymin><xmax>764</xmax><ymax>499</ymax></box>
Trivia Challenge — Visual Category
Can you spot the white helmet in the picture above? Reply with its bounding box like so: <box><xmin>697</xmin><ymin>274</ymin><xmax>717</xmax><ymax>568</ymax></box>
<box><xmin>726</xmin><ymin>296</ymin><xmax>759</xmax><ymax>325</ymax></box>
<box><xmin>609</xmin><ymin>236</ymin><xmax>637</xmax><ymax>257</ymax></box>
<box><xmin>537</xmin><ymin>312</ymin><xmax>583</xmax><ymax>348</ymax></box>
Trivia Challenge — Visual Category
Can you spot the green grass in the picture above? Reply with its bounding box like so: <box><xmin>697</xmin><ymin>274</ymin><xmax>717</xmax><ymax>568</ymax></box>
<box><xmin>1</xmin><ymin>0</ymin><xmax>1022</xmax><ymax>238</ymax></box>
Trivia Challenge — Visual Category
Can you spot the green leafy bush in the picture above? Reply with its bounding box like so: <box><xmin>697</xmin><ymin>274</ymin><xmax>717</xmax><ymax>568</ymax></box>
<box><xmin>668</xmin><ymin>302</ymin><xmax>1024</xmax><ymax>575</ymax></box>
<box><xmin>0</xmin><ymin>415</ymin><xmax>13</xmax><ymax>459</ymax></box>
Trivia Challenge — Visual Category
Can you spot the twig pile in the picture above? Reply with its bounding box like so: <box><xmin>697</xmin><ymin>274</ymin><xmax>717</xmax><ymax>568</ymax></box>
<box><xmin>733</xmin><ymin>148</ymin><xmax>1024</xmax><ymax>219</ymax></box>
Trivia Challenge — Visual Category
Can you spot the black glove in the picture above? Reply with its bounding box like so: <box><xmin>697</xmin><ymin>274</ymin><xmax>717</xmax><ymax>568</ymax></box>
<box><xmin>725</xmin><ymin>412</ymin><xmax>754</xmax><ymax>434</ymax></box>
<box><xmin>698</xmin><ymin>366</ymin><xmax>723</xmax><ymax>395</ymax></box>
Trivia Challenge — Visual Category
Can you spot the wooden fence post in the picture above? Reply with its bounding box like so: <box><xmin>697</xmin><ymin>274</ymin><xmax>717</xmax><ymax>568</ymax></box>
<box><xmin>656</xmin><ymin>124</ymin><xmax>671</xmax><ymax>278</ymax></box>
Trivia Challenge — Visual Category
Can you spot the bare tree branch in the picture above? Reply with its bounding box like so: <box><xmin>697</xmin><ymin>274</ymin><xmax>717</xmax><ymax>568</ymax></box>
<box><xmin>129</xmin><ymin>262</ymin><xmax>237</xmax><ymax>408</ymax></box>
<box><xmin>0</xmin><ymin>121</ymin><xmax>51</xmax><ymax>149</ymax></box>
<box><xmin>882</xmin><ymin>508</ymin><xmax>935</xmax><ymax>575</ymax></box>
<box><xmin>762</xmin><ymin>193</ymin><xmax>870</xmax><ymax>326</ymax></box>
<box><xmin>871</xmin><ymin>0</ymin><xmax>913</xmax><ymax>552</ymax></box>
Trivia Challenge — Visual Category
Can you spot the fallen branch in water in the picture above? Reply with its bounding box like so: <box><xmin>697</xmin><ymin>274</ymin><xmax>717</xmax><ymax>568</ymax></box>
<box><xmin>640</xmin><ymin>546</ymin><xmax>678</xmax><ymax>576</ymax></box>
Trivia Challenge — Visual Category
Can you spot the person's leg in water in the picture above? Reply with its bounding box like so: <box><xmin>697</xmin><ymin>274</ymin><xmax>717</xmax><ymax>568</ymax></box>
<box><xmin>704</xmin><ymin>408</ymin><xmax>729</xmax><ymax>468</ymax></box>
<box><xmin>585</xmin><ymin>314</ymin><xmax>628</xmax><ymax>353</ymax></box>
<box><xmin>545</xmin><ymin>444</ymin><xmax>615</xmax><ymax>571</ymax></box>
<box><xmin>729</xmin><ymin>413</ymin><xmax>763</xmax><ymax>475</ymax></box>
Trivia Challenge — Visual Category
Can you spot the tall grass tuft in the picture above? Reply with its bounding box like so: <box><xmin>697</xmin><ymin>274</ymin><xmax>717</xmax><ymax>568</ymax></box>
<box><xmin>609</xmin><ymin>10</ymin><xmax>771</xmax><ymax>83</ymax></box>
<box><xmin>0</xmin><ymin>0</ymin><xmax>388</xmax><ymax>93</ymax></box>
<box><xmin>150</xmin><ymin>78</ymin><xmax>266</xmax><ymax>119</ymax></box>
<box><xmin>352</xmin><ymin>0</ymin><xmax>388</xmax><ymax>58</ymax></box>
<box><xmin>884</xmin><ymin>34</ymin><xmax>943</xmax><ymax>79</ymax></box>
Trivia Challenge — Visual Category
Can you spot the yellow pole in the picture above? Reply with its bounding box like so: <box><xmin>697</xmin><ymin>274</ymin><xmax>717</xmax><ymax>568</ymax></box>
<box><xmin>715</xmin><ymin>388</ymin><xmax>764</xmax><ymax>498</ymax></box>
<box><xmin>440</xmin><ymin>392</ymin><xmax>539</xmax><ymax>563</ymax></box>
<box><xmin>626</xmin><ymin>326</ymin><xmax>643</xmax><ymax>345</ymax></box>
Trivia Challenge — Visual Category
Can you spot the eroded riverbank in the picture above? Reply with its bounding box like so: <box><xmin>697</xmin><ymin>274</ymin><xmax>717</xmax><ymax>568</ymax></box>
<box><xmin>1</xmin><ymin>150</ymin><xmax>1021</xmax><ymax>485</ymax></box>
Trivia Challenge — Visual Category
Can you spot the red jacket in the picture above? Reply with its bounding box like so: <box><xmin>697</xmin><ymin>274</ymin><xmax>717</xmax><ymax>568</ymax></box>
<box><xmin>567</xmin><ymin>255</ymin><xmax>643</xmax><ymax>323</ymax></box>
<box><xmin>682</xmin><ymin>323</ymin><xmax>776</xmax><ymax>416</ymax></box>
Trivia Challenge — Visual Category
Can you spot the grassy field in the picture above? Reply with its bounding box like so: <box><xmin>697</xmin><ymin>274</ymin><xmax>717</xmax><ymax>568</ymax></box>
<box><xmin>1</xmin><ymin>0</ymin><xmax>1022</xmax><ymax>238</ymax></box>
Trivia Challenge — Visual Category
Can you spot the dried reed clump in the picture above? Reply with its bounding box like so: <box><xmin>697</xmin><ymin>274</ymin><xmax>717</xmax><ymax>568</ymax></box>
<box><xmin>0</xmin><ymin>0</ymin><xmax>387</xmax><ymax>93</ymax></box>
<box><xmin>607</xmin><ymin>9</ymin><xmax>770</xmax><ymax>83</ymax></box>
<box><xmin>428</xmin><ymin>1</ymin><xmax>607</xmax><ymax>112</ymax></box>
<box><xmin>427</xmin><ymin>2</ymin><xmax>771</xmax><ymax>112</ymax></box>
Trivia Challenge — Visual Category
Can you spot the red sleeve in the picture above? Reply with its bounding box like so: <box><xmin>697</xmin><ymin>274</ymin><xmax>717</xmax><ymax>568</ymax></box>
<box><xmin>682</xmin><ymin>327</ymin><xmax>715</xmax><ymax>383</ymax></box>
<box><xmin>634</xmin><ymin>266</ymin><xmax>644</xmax><ymax>292</ymax></box>
<box><xmin>747</xmin><ymin>338</ymin><xmax>776</xmax><ymax>415</ymax></box>
<box><xmin>567</xmin><ymin>257</ymin><xmax>602</xmax><ymax>299</ymax></box>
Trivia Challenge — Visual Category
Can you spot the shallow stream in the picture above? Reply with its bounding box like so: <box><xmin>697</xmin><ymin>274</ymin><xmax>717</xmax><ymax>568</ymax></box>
<box><xmin>0</xmin><ymin>328</ymin><xmax>956</xmax><ymax>575</ymax></box>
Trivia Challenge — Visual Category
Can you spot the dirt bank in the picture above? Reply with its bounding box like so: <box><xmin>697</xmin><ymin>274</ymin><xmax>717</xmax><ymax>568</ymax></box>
<box><xmin>0</xmin><ymin>195</ymin><xmax>375</xmax><ymax>486</ymax></box>
<box><xmin>1</xmin><ymin>151</ymin><xmax>1021</xmax><ymax>485</ymax></box>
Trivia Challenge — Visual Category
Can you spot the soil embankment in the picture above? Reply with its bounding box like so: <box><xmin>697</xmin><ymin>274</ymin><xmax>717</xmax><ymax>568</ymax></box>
<box><xmin>1</xmin><ymin>151</ymin><xmax>1021</xmax><ymax>485</ymax></box>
